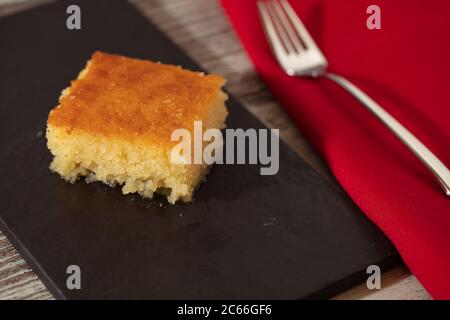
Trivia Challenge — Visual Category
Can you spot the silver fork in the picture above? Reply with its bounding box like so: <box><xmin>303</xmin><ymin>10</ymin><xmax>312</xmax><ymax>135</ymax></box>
<box><xmin>258</xmin><ymin>0</ymin><xmax>450</xmax><ymax>196</ymax></box>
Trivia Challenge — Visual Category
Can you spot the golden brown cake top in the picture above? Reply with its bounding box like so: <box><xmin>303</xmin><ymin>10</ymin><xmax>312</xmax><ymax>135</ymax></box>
<box><xmin>48</xmin><ymin>51</ymin><xmax>225</xmax><ymax>145</ymax></box>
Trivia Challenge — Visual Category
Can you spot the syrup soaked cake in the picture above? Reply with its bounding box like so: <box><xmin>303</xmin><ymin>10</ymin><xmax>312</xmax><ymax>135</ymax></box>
<box><xmin>46</xmin><ymin>52</ymin><xmax>228</xmax><ymax>203</ymax></box>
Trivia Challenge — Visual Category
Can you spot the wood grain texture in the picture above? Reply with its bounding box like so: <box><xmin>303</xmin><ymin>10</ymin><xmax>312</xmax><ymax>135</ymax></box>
<box><xmin>0</xmin><ymin>0</ymin><xmax>431</xmax><ymax>300</ymax></box>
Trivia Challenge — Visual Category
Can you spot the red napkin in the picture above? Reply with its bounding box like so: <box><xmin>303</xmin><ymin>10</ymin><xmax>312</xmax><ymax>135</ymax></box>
<box><xmin>220</xmin><ymin>0</ymin><xmax>450</xmax><ymax>299</ymax></box>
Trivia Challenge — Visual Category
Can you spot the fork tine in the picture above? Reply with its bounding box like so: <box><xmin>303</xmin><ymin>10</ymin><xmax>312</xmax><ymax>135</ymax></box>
<box><xmin>265</xmin><ymin>1</ymin><xmax>295</xmax><ymax>54</ymax></box>
<box><xmin>257</xmin><ymin>1</ymin><xmax>288</xmax><ymax>60</ymax></box>
<box><xmin>279</xmin><ymin>0</ymin><xmax>324</xmax><ymax>55</ymax></box>
<box><xmin>270</xmin><ymin>0</ymin><xmax>305</xmax><ymax>53</ymax></box>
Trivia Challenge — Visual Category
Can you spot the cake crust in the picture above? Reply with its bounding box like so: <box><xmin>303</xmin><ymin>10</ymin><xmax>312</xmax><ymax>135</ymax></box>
<box><xmin>48</xmin><ymin>51</ymin><xmax>226</xmax><ymax>146</ymax></box>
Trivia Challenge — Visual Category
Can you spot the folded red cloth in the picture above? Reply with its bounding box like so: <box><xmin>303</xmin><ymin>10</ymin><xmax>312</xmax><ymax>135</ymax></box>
<box><xmin>221</xmin><ymin>0</ymin><xmax>450</xmax><ymax>299</ymax></box>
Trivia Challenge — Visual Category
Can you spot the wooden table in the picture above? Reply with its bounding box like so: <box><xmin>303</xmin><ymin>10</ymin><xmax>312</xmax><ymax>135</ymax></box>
<box><xmin>0</xmin><ymin>0</ymin><xmax>431</xmax><ymax>300</ymax></box>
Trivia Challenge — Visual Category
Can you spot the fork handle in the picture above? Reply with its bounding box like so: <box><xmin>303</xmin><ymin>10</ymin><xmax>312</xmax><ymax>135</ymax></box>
<box><xmin>325</xmin><ymin>72</ymin><xmax>450</xmax><ymax>196</ymax></box>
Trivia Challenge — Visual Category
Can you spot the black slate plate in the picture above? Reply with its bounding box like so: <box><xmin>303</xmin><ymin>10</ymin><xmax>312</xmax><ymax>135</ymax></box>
<box><xmin>0</xmin><ymin>0</ymin><xmax>398</xmax><ymax>299</ymax></box>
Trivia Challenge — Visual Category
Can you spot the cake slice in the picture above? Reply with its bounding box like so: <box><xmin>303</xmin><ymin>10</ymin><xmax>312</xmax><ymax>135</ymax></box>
<box><xmin>46</xmin><ymin>51</ymin><xmax>228</xmax><ymax>203</ymax></box>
